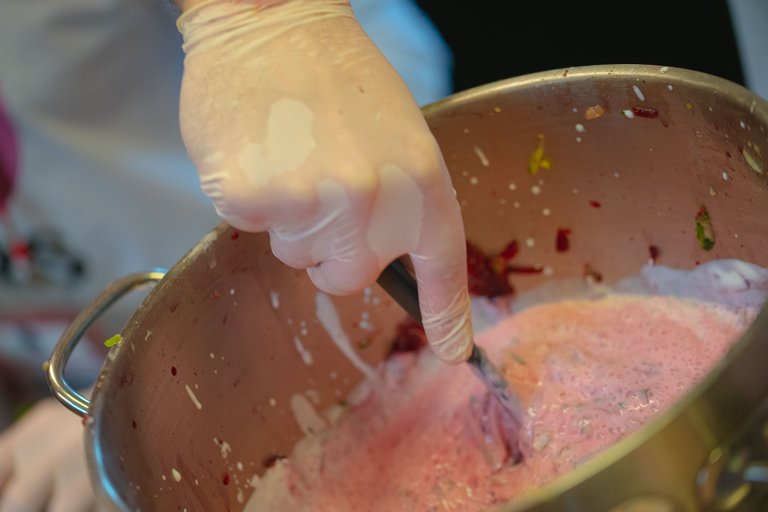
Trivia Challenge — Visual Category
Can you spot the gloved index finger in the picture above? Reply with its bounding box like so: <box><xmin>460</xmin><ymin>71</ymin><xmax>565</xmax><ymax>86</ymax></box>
<box><xmin>409</xmin><ymin>186</ymin><xmax>473</xmax><ymax>364</ymax></box>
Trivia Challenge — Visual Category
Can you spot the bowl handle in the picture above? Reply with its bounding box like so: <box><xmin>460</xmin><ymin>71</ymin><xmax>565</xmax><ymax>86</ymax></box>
<box><xmin>45</xmin><ymin>270</ymin><xmax>166</xmax><ymax>417</ymax></box>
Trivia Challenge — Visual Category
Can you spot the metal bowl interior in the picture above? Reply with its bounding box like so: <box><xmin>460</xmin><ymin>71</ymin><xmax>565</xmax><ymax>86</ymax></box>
<box><xmin>86</xmin><ymin>64</ymin><xmax>768</xmax><ymax>511</ymax></box>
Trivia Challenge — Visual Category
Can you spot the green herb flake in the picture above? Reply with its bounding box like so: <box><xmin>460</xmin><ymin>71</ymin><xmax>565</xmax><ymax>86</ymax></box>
<box><xmin>510</xmin><ymin>353</ymin><xmax>527</xmax><ymax>365</ymax></box>
<box><xmin>527</xmin><ymin>134</ymin><xmax>552</xmax><ymax>175</ymax></box>
<box><xmin>104</xmin><ymin>334</ymin><xmax>123</xmax><ymax>347</ymax></box>
<box><xmin>695</xmin><ymin>205</ymin><xmax>715</xmax><ymax>251</ymax></box>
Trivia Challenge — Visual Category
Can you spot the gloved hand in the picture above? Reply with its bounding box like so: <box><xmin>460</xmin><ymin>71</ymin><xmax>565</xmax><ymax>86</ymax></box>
<box><xmin>177</xmin><ymin>0</ymin><xmax>473</xmax><ymax>363</ymax></box>
<box><xmin>0</xmin><ymin>398</ymin><xmax>97</xmax><ymax>512</ymax></box>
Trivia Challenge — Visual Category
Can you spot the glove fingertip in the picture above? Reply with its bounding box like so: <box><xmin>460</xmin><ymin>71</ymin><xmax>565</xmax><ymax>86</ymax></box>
<box><xmin>427</xmin><ymin>312</ymin><xmax>474</xmax><ymax>364</ymax></box>
<box><xmin>307</xmin><ymin>259</ymin><xmax>379</xmax><ymax>296</ymax></box>
<box><xmin>306</xmin><ymin>266</ymin><xmax>344</xmax><ymax>296</ymax></box>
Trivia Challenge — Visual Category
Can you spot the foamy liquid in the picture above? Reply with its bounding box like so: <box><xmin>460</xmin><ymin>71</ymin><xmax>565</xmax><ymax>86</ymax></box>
<box><xmin>245</xmin><ymin>260</ymin><xmax>766</xmax><ymax>511</ymax></box>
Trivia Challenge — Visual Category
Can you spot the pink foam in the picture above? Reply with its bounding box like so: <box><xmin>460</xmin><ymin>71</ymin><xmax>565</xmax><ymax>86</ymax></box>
<box><xmin>246</xmin><ymin>294</ymin><xmax>748</xmax><ymax>511</ymax></box>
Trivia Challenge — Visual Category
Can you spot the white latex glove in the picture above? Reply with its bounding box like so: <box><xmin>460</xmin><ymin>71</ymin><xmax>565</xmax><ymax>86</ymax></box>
<box><xmin>177</xmin><ymin>0</ymin><xmax>473</xmax><ymax>363</ymax></box>
<box><xmin>0</xmin><ymin>399</ymin><xmax>96</xmax><ymax>512</ymax></box>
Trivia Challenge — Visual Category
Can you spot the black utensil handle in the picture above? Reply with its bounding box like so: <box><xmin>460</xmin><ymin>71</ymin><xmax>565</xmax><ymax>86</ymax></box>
<box><xmin>377</xmin><ymin>259</ymin><xmax>423</xmax><ymax>324</ymax></box>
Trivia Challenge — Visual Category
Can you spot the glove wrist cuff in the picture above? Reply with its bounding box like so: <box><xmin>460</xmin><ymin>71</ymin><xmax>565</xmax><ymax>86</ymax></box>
<box><xmin>177</xmin><ymin>0</ymin><xmax>353</xmax><ymax>45</ymax></box>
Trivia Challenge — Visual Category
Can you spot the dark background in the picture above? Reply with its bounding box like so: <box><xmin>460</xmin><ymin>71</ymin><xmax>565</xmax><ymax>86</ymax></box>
<box><xmin>414</xmin><ymin>1</ymin><xmax>744</xmax><ymax>93</ymax></box>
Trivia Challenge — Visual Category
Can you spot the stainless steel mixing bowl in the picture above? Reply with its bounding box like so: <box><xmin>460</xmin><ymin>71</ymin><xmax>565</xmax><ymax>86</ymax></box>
<box><xmin>48</xmin><ymin>64</ymin><xmax>768</xmax><ymax>511</ymax></box>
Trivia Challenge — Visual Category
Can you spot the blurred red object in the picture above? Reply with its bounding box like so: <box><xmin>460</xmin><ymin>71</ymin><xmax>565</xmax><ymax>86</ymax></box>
<box><xmin>0</xmin><ymin>90</ymin><xmax>19</xmax><ymax>213</ymax></box>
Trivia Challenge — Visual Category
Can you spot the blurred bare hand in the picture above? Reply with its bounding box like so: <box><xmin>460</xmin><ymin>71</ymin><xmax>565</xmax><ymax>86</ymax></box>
<box><xmin>0</xmin><ymin>398</ymin><xmax>98</xmax><ymax>512</ymax></box>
